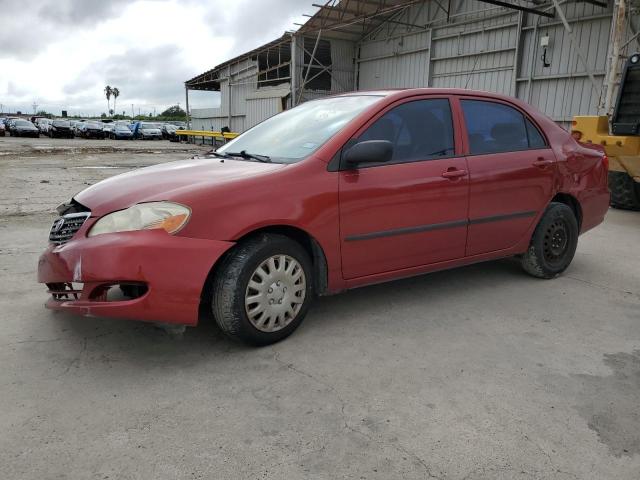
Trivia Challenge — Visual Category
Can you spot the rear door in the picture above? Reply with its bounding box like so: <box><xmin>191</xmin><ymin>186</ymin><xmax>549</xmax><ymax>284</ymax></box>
<box><xmin>458</xmin><ymin>97</ymin><xmax>556</xmax><ymax>256</ymax></box>
<box><xmin>339</xmin><ymin>96</ymin><xmax>469</xmax><ymax>279</ymax></box>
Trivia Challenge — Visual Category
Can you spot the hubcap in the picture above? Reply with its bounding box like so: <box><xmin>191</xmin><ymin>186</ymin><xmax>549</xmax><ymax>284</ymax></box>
<box><xmin>245</xmin><ymin>255</ymin><xmax>306</xmax><ymax>332</ymax></box>
<box><xmin>543</xmin><ymin>219</ymin><xmax>569</xmax><ymax>265</ymax></box>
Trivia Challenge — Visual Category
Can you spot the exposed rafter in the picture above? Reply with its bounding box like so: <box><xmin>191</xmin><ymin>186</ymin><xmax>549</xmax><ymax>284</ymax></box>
<box><xmin>476</xmin><ymin>0</ymin><xmax>555</xmax><ymax>18</ymax></box>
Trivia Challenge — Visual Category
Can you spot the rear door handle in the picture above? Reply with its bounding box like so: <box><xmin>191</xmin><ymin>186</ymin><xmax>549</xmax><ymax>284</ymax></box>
<box><xmin>532</xmin><ymin>158</ymin><xmax>553</xmax><ymax>168</ymax></box>
<box><xmin>442</xmin><ymin>169</ymin><xmax>467</xmax><ymax>179</ymax></box>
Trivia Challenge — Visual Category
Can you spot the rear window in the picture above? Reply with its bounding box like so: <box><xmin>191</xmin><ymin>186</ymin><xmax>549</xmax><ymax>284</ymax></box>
<box><xmin>461</xmin><ymin>100</ymin><xmax>547</xmax><ymax>155</ymax></box>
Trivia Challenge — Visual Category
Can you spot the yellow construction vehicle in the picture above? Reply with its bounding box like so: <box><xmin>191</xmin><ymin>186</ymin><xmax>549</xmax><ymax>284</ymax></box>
<box><xmin>572</xmin><ymin>53</ymin><xmax>640</xmax><ymax>210</ymax></box>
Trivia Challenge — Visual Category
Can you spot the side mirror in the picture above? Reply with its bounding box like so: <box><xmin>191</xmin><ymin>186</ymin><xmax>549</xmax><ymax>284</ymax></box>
<box><xmin>344</xmin><ymin>140</ymin><xmax>393</xmax><ymax>166</ymax></box>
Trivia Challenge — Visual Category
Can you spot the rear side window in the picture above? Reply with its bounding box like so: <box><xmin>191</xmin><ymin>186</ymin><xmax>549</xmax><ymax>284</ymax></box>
<box><xmin>461</xmin><ymin>100</ymin><xmax>546</xmax><ymax>154</ymax></box>
<box><xmin>525</xmin><ymin>118</ymin><xmax>546</xmax><ymax>149</ymax></box>
<box><xmin>357</xmin><ymin>99</ymin><xmax>455</xmax><ymax>164</ymax></box>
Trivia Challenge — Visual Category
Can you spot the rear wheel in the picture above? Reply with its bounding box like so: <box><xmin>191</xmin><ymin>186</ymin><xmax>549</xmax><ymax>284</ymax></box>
<box><xmin>211</xmin><ymin>234</ymin><xmax>314</xmax><ymax>346</ymax></box>
<box><xmin>521</xmin><ymin>202</ymin><xmax>578</xmax><ymax>279</ymax></box>
<box><xmin>609</xmin><ymin>171</ymin><xmax>640</xmax><ymax>211</ymax></box>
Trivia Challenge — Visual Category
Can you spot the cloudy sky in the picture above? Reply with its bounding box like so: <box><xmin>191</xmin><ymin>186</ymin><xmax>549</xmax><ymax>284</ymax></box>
<box><xmin>0</xmin><ymin>0</ymin><xmax>314</xmax><ymax>116</ymax></box>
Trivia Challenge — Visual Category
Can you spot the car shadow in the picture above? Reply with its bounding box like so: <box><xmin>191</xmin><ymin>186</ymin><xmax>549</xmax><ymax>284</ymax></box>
<box><xmin>50</xmin><ymin>257</ymin><xmax>526</xmax><ymax>359</ymax></box>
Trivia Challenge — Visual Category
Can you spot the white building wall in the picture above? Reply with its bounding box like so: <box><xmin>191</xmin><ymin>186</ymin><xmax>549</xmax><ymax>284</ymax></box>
<box><xmin>190</xmin><ymin>0</ymin><xmax>640</xmax><ymax>133</ymax></box>
<box><xmin>353</xmin><ymin>0</ymin><xmax>632</xmax><ymax>127</ymax></box>
<box><xmin>359</xmin><ymin>30</ymin><xmax>431</xmax><ymax>88</ymax></box>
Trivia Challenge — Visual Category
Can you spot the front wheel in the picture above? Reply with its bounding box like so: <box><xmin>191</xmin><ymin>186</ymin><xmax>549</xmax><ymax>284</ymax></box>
<box><xmin>211</xmin><ymin>234</ymin><xmax>314</xmax><ymax>346</ymax></box>
<box><xmin>521</xmin><ymin>202</ymin><xmax>578</xmax><ymax>279</ymax></box>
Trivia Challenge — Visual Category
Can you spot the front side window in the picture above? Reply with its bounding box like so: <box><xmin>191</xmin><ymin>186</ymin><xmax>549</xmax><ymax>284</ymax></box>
<box><xmin>461</xmin><ymin>99</ymin><xmax>546</xmax><ymax>155</ymax></box>
<box><xmin>355</xmin><ymin>99</ymin><xmax>455</xmax><ymax>165</ymax></box>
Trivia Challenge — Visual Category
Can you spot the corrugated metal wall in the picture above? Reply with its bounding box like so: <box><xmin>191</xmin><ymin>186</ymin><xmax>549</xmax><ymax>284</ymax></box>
<box><xmin>516</xmin><ymin>3</ymin><xmax>613</xmax><ymax>122</ymax></box>
<box><xmin>354</xmin><ymin>0</ymin><xmax>623</xmax><ymax>127</ymax></box>
<box><xmin>191</xmin><ymin>36</ymin><xmax>355</xmax><ymax>133</ymax></box>
<box><xmin>359</xmin><ymin>29</ymin><xmax>431</xmax><ymax>88</ymax></box>
<box><xmin>296</xmin><ymin>36</ymin><xmax>356</xmax><ymax>102</ymax></box>
<box><xmin>190</xmin><ymin>0</ymin><xmax>640</xmax><ymax>133</ymax></box>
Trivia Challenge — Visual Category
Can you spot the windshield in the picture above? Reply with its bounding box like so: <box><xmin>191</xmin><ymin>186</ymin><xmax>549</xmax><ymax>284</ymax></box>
<box><xmin>15</xmin><ymin>120</ymin><xmax>33</xmax><ymax>127</ymax></box>
<box><xmin>140</xmin><ymin>123</ymin><xmax>158</xmax><ymax>129</ymax></box>
<box><xmin>116</xmin><ymin>126</ymin><xmax>131</xmax><ymax>131</ymax></box>
<box><xmin>217</xmin><ymin>95</ymin><xmax>383</xmax><ymax>163</ymax></box>
<box><xmin>53</xmin><ymin>120</ymin><xmax>70</xmax><ymax>127</ymax></box>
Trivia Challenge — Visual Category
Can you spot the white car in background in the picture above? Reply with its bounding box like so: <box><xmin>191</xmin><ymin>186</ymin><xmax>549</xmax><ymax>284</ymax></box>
<box><xmin>36</xmin><ymin>118</ymin><xmax>52</xmax><ymax>136</ymax></box>
<box><xmin>102</xmin><ymin>123</ymin><xmax>115</xmax><ymax>137</ymax></box>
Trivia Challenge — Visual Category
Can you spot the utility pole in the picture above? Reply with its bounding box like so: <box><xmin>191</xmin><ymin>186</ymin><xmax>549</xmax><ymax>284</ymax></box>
<box><xmin>32</xmin><ymin>102</ymin><xmax>38</xmax><ymax>114</ymax></box>
<box><xmin>185</xmin><ymin>86</ymin><xmax>190</xmax><ymax>129</ymax></box>
<box><xmin>131</xmin><ymin>104</ymin><xmax>135</xmax><ymax>118</ymax></box>
<box><xmin>153</xmin><ymin>107</ymin><xmax>156</xmax><ymax>117</ymax></box>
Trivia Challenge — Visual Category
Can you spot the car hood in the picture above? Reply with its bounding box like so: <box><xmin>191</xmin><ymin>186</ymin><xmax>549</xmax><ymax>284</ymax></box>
<box><xmin>74</xmin><ymin>157</ymin><xmax>287</xmax><ymax>216</ymax></box>
<box><xmin>142</xmin><ymin>128</ymin><xmax>161</xmax><ymax>133</ymax></box>
<box><xmin>16</xmin><ymin>125</ymin><xmax>37</xmax><ymax>130</ymax></box>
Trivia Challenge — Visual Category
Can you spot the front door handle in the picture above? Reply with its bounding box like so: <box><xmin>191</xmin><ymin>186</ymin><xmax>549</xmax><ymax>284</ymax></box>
<box><xmin>442</xmin><ymin>168</ymin><xmax>467</xmax><ymax>179</ymax></box>
<box><xmin>532</xmin><ymin>158</ymin><xmax>553</xmax><ymax>168</ymax></box>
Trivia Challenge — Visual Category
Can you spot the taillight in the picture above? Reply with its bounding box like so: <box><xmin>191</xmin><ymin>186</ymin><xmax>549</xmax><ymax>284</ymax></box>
<box><xmin>602</xmin><ymin>154</ymin><xmax>609</xmax><ymax>170</ymax></box>
<box><xmin>571</xmin><ymin>130</ymin><xmax>583</xmax><ymax>141</ymax></box>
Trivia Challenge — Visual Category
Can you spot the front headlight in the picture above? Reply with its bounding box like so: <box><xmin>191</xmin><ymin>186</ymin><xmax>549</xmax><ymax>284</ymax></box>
<box><xmin>88</xmin><ymin>201</ymin><xmax>191</xmax><ymax>237</ymax></box>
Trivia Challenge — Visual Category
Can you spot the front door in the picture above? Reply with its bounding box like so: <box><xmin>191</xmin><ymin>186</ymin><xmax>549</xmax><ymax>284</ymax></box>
<box><xmin>339</xmin><ymin>97</ymin><xmax>470</xmax><ymax>280</ymax></box>
<box><xmin>458</xmin><ymin>97</ymin><xmax>556</xmax><ymax>256</ymax></box>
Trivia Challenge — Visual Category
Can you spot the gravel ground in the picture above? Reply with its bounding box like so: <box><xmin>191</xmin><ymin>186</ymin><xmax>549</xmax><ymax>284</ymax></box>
<box><xmin>1</xmin><ymin>136</ymin><xmax>639</xmax><ymax>479</ymax></box>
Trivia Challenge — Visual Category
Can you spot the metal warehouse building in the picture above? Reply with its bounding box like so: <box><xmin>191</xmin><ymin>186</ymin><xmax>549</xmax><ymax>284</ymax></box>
<box><xmin>185</xmin><ymin>0</ymin><xmax>639</xmax><ymax>132</ymax></box>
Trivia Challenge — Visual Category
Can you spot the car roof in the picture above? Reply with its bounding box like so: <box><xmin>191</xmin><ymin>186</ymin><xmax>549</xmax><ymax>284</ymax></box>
<box><xmin>337</xmin><ymin>87</ymin><xmax>520</xmax><ymax>102</ymax></box>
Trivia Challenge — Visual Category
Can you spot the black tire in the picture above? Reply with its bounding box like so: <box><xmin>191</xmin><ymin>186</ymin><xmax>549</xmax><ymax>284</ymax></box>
<box><xmin>211</xmin><ymin>234</ymin><xmax>314</xmax><ymax>346</ymax></box>
<box><xmin>609</xmin><ymin>171</ymin><xmax>640</xmax><ymax>211</ymax></box>
<box><xmin>521</xmin><ymin>202</ymin><xmax>579</xmax><ymax>279</ymax></box>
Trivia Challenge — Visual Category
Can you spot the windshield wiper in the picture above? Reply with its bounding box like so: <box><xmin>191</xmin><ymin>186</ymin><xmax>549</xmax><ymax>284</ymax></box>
<box><xmin>225</xmin><ymin>150</ymin><xmax>272</xmax><ymax>163</ymax></box>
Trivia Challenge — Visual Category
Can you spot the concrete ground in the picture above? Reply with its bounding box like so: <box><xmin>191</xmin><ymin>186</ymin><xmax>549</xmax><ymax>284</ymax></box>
<box><xmin>1</xmin><ymin>136</ymin><xmax>639</xmax><ymax>479</ymax></box>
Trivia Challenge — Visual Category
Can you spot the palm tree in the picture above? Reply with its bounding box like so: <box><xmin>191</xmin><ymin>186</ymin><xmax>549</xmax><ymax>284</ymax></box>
<box><xmin>112</xmin><ymin>88</ymin><xmax>120</xmax><ymax>117</ymax></box>
<box><xmin>104</xmin><ymin>85</ymin><xmax>112</xmax><ymax>115</ymax></box>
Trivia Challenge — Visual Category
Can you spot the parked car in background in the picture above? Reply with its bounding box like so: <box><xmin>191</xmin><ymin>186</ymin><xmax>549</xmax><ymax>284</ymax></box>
<box><xmin>9</xmin><ymin>119</ymin><xmax>39</xmax><ymax>137</ymax></box>
<box><xmin>72</xmin><ymin>121</ymin><xmax>85</xmax><ymax>137</ymax></box>
<box><xmin>109</xmin><ymin>124</ymin><xmax>134</xmax><ymax>140</ymax></box>
<box><xmin>102</xmin><ymin>123</ymin><xmax>115</xmax><ymax>138</ymax></box>
<box><xmin>37</xmin><ymin>118</ymin><xmax>52</xmax><ymax>136</ymax></box>
<box><xmin>4</xmin><ymin>117</ymin><xmax>20</xmax><ymax>131</ymax></box>
<box><xmin>161</xmin><ymin>123</ymin><xmax>178</xmax><ymax>140</ymax></box>
<box><xmin>37</xmin><ymin>88</ymin><xmax>610</xmax><ymax>346</ymax></box>
<box><xmin>133</xmin><ymin>121</ymin><xmax>162</xmax><ymax>140</ymax></box>
<box><xmin>0</xmin><ymin>122</ymin><xmax>5</xmax><ymax>137</ymax></box>
<box><xmin>50</xmin><ymin>119</ymin><xmax>74</xmax><ymax>138</ymax></box>
<box><xmin>82</xmin><ymin>121</ymin><xmax>104</xmax><ymax>139</ymax></box>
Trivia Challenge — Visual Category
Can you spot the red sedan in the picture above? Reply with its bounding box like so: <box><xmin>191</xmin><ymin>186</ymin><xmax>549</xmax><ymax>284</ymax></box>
<box><xmin>38</xmin><ymin>89</ymin><xmax>609</xmax><ymax>345</ymax></box>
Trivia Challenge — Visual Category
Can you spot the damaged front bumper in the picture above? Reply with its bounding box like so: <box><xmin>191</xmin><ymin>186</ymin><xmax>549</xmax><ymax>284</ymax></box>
<box><xmin>37</xmin><ymin>228</ymin><xmax>234</xmax><ymax>325</ymax></box>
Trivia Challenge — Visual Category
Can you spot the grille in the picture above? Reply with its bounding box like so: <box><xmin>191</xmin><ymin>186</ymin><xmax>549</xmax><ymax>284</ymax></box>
<box><xmin>49</xmin><ymin>212</ymin><xmax>91</xmax><ymax>245</ymax></box>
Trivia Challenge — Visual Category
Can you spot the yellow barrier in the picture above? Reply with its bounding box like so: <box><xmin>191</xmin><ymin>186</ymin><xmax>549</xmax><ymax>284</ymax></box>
<box><xmin>175</xmin><ymin>130</ymin><xmax>239</xmax><ymax>139</ymax></box>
